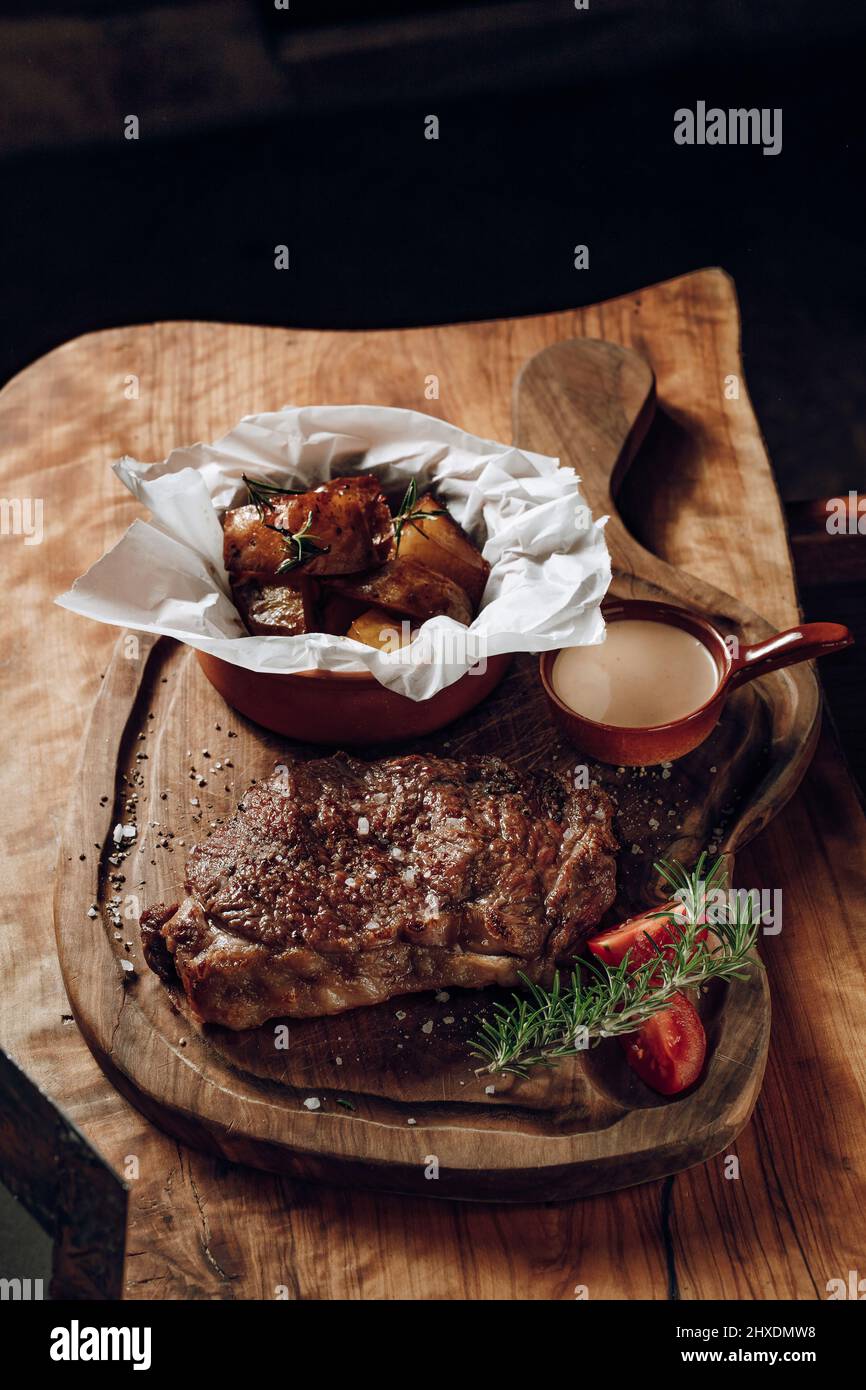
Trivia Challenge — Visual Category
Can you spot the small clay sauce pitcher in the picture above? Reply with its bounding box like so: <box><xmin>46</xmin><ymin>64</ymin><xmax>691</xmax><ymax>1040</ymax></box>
<box><xmin>539</xmin><ymin>598</ymin><xmax>852</xmax><ymax>766</ymax></box>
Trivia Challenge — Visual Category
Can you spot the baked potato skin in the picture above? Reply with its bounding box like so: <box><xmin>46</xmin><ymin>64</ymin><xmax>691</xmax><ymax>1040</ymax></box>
<box><xmin>232</xmin><ymin>580</ymin><xmax>309</xmax><ymax>635</ymax></box>
<box><xmin>223</xmin><ymin>476</ymin><xmax>393</xmax><ymax>579</ymax></box>
<box><xmin>397</xmin><ymin>494</ymin><xmax>489</xmax><ymax>607</ymax></box>
<box><xmin>225</xmin><ymin>479</ymin><xmax>485</xmax><ymax>638</ymax></box>
<box><xmin>328</xmin><ymin>558</ymin><xmax>473</xmax><ymax>626</ymax></box>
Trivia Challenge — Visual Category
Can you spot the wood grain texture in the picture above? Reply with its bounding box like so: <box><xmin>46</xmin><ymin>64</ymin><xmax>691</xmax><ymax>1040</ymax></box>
<box><xmin>2</xmin><ymin>269</ymin><xmax>864</xmax><ymax>1297</ymax></box>
<box><xmin>53</xmin><ymin>339</ymin><xmax>777</xmax><ymax>1200</ymax></box>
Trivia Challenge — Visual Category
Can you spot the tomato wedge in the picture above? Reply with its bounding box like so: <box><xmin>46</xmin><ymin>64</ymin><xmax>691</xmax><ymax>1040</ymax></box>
<box><xmin>587</xmin><ymin>904</ymin><xmax>709</xmax><ymax>1096</ymax></box>
<box><xmin>586</xmin><ymin>902</ymin><xmax>707</xmax><ymax>973</ymax></box>
<box><xmin>619</xmin><ymin>990</ymin><xmax>707</xmax><ymax>1096</ymax></box>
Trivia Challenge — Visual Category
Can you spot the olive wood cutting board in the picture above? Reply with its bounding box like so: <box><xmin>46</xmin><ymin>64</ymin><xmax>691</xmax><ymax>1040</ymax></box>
<box><xmin>54</xmin><ymin>339</ymin><xmax>820</xmax><ymax>1201</ymax></box>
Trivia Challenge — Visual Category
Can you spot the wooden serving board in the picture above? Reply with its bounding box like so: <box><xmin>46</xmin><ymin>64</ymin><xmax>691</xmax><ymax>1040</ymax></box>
<box><xmin>54</xmin><ymin>339</ymin><xmax>820</xmax><ymax>1201</ymax></box>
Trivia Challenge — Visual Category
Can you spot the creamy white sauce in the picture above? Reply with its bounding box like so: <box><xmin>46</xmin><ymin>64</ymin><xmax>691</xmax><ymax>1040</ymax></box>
<box><xmin>552</xmin><ymin>619</ymin><xmax>720</xmax><ymax>727</ymax></box>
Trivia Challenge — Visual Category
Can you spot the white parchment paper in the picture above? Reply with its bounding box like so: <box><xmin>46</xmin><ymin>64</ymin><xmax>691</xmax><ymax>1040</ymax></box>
<box><xmin>56</xmin><ymin>405</ymin><xmax>611</xmax><ymax>699</ymax></box>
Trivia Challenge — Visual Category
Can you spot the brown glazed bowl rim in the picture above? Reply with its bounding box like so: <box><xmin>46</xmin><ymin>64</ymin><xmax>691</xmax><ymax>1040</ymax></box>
<box><xmin>240</xmin><ymin>658</ymin><xmax>498</xmax><ymax>688</ymax></box>
<box><xmin>538</xmin><ymin>599</ymin><xmax>732</xmax><ymax>736</ymax></box>
<box><xmin>208</xmin><ymin>652</ymin><xmax>494</xmax><ymax>688</ymax></box>
<box><xmin>279</xmin><ymin>664</ymin><xmax>379</xmax><ymax>685</ymax></box>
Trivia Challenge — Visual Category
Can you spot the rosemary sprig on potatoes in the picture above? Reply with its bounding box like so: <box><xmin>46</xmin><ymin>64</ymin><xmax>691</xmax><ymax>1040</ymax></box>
<box><xmin>243</xmin><ymin>473</ymin><xmax>303</xmax><ymax>515</ymax></box>
<box><xmin>272</xmin><ymin>511</ymin><xmax>331</xmax><ymax>574</ymax></box>
<box><xmin>393</xmin><ymin>478</ymin><xmax>447</xmax><ymax>551</ymax></box>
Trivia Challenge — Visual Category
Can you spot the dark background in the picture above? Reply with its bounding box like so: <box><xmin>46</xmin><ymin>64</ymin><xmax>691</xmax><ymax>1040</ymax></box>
<box><xmin>1</xmin><ymin>0</ymin><xmax>863</xmax><ymax>773</ymax></box>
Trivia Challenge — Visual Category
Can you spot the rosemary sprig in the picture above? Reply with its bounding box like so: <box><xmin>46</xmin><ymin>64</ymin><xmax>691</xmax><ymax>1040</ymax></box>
<box><xmin>243</xmin><ymin>473</ymin><xmax>303</xmax><ymax>516</ymax></box>
<box><xmin>271</xmin><ymin>510</ymin><xmax>331</xmax><ymax>574</ymax></box>
<box><xmin>392</xmin><ymin>478</ymin><xmax>448</xmax><ymax>551</ymax></box>
<box><xmin>242</xmin><ymin>474</ymin><xmax>329</xmax><ymax>571</ymax></box>
<box><xmin>648</xmin><ymin>849</ymin><xmax>728</xmax><ymax>926</ymax></box>
<box><xmin>470</xmin><ymin>853</ymin><xmax>760</xmax><ymax>1077</ymax></box>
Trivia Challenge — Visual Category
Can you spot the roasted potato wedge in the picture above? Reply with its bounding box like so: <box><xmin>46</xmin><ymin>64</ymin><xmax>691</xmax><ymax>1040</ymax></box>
<box><xmin>224</xmin><ymin>475</ymin><xmax>393</xmax><ymax>580</ymax></box>
<box><xmin>232</xmin><ymin>579</ymin><xmax>309</xmax><ymax>636</ymax></box>
<box><xmin>327</xmin><ymin>558</ymin><xmax>473</xmax><ymax>626</ymax></box>
<box><xmin>397</xmin><ymin>494</ymin><xmax>489</xmax><ymax>607</ymax></box>
<box><xmin>319</xmin><ymin>590</ymin><xmax>366</xmax><ymax>637</ymax></box>
<box><xmin>346</xmin><ymin>607</ymin><xmax>414</xmax><ymax>651</ymax></box>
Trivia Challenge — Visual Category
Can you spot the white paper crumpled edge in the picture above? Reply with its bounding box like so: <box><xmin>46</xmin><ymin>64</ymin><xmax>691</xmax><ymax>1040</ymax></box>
<box><xmin>56</xmin><ymin>405</ymin><xmax>610</xmax><ymax>700</ymax></box>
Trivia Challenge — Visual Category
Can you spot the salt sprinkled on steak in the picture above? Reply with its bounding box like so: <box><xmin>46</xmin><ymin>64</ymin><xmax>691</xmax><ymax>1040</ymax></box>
<box><xmin>140</xmin><ymin>752</ymin><xmax>617</xmax><ymax>1030</ymax></box>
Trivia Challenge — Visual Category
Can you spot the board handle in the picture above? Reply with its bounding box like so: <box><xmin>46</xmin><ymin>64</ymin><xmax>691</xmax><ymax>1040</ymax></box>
<box><xmin>729</xmin><ymin>623</ymin><xmax>853</xmax><ymax>688</ymax></box>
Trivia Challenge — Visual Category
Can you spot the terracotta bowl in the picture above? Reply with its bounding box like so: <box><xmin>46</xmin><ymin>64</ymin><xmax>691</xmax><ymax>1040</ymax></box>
<box><xmin>539</xmin><ymin>599</ymin><xmax>852</xmax><ymax>766</ymax></box>
<box><xmin>197</xmin><ymin>649</ymin><xmax>512</xmax><ymax>745</ymax></box>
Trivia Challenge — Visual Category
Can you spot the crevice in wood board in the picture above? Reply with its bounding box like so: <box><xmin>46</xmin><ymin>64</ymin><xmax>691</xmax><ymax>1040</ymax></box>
<box><xmin>184</xmin><ymin>1146</ymin><xmax>239</xmax><ymax>1291</ymax></box>
<box><xmin>660</xmin><ymin>1175</ymin><xmax>680</xmax><ymax>1300</ymax></box>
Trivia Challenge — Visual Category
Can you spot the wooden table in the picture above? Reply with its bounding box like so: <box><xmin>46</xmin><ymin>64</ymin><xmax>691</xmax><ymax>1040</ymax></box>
<box><xmin>2</xmin><ymin>268</ymin><xmax>864</xmax><ymax>1299</ymax></box>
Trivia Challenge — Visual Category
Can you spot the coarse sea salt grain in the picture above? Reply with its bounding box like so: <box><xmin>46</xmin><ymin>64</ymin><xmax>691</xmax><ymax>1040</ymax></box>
<box><xmin>357</xmin><ymin>817</ymin><xmax>369</xmax><ymax>835</ymax></box>
<box><xmin>435</xmin><ymin>990</ymin><xmax>450</xmax><ymax>1002</ymax></box>
<box><xmin>421</xmin><ymin>1020</ymin><xmax>434</xmax><ymax>1034</ymax></box>
<box><xmin>303</xmin><ymin>1097</ymin><xmax>321</xmax><ymax>1111</ymax></box>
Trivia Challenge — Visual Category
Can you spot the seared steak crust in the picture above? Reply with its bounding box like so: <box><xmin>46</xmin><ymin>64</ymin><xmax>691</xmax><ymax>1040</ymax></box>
<box><xmin>143</xmin><ymin>753</ymin><xmax>617</xmax><ymax>1029</ymax></box>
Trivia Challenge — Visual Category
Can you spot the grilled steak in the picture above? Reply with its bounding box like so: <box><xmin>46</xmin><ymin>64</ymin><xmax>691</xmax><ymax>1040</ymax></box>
<box><xmin>141</xmin><ymin>753</ymin><xmax>617</xmax><ymax>1029</ymax></box>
